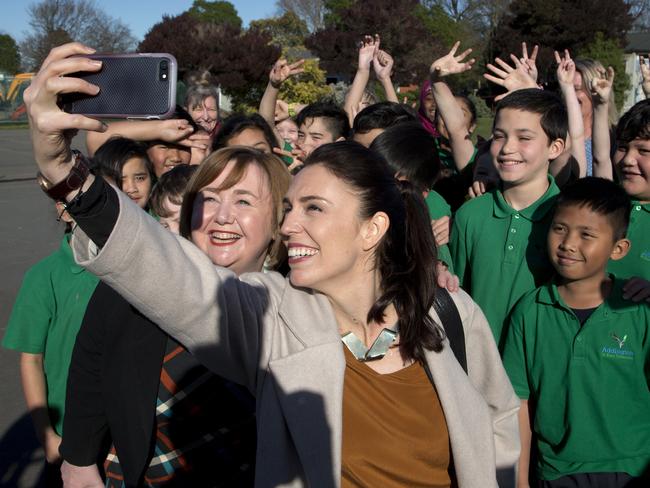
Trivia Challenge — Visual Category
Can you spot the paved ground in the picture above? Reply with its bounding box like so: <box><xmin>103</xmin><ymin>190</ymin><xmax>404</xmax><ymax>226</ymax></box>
<box><xmin>0</xmin><ymin>128</ymin><xmax>87</xmax><ymax>487</ymax></box>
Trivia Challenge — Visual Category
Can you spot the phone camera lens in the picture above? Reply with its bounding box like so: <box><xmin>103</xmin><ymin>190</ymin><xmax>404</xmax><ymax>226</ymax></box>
<box><xmin>159</xmin><ymin>60</ymin><xmax>170</xmax><ymax>81</ymax></box>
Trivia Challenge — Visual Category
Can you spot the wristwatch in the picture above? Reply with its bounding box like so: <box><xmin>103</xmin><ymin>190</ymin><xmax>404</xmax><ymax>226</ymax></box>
<box><xmin>37</xmin><ymin>150</ymin><xmax>91</xmax><ymax>202</ymax></box>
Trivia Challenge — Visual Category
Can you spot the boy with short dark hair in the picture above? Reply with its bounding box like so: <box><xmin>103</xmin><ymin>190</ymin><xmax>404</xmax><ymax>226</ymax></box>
<box><xmin>295</xmin><ymin>101</ymin><xmax>350</xmax><ymax>156</ymax></box>
<box><xmin>352</xmin><ymin>101</ymin><xmax>417</xmax><ymax>147</ymax></box>
<box><xmin>609</xmin><ymin>99</ymin><xmax>650</xmax><ymax>281</ymax></box>
<box><xmin>503</xmin><ymin>177</ymin><xmax>649</xmax><ymax>487</ymax></box>
<box><xmin>451</xmin><ymin>88</ymin><xmax>567</xmax><ymax>345</ymax></box>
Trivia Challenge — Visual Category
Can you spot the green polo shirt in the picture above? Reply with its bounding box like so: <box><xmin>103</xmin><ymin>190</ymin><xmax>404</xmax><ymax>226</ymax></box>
<box><xmin>2</xmin><ymin>235</ymin><xmax>99</xmax><ymax>435</ymax></box>
<box><xmin>608</xmin><ymin>201</ymin><xmax>650</xmax><ymax>280</ymax></box>
<box><xmin>450</xmin><ymin>176</ymin><xmax>559</xmax><ymax>345</ymax></box>
<box><xmin>502</xmin><ymin>279</ymin><xmax>650</xmax><ymax>480</ymax></box>
<box><xmin>425</xmin><ymin>190</ymin><xmax>453</xmax><ymax>272</ymax></box>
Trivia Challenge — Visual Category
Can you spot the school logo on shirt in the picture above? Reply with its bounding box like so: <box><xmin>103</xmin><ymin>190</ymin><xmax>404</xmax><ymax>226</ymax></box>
<box><xmin>601</xmin><ymin>332</ymin><xmax>634</xmax><ymax>360</ymax></box>
<box><xmin>640</xmin><ymin>250</ymin><xmax>650</xmax><ymax>262</ymax></box>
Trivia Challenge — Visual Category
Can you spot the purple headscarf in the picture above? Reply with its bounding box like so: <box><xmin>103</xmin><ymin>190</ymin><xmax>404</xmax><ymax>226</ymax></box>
<box><xmin>417</xmin><ymin>79</ymin><xmax>439</xmax><ymax>137</ymax></box>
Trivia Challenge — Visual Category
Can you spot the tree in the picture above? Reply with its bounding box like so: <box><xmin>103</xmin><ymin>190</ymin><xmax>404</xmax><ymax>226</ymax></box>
<box><xmin>277</xmin><ymin>0</ymin><xmax>326</xmax><ymax>31</ymax></box>
<box><xmin>0</xmin><ymin>34</ymin><xmax>21</xmax><ymax>74</ymax></box>
<box><xmin>188</xmin><ymin>0</ymin><xmax>242</xmax><ymax>29</ymax></box>
<box><xmin>422</xmin><ymin>0</ymin><xmax>512</xmax><ymax>36</ymax></box>
<box><xmin>250</xmin><ymin>11</ymin><xmax>309</xmax><ymax>49</ymax></box>
<box><xmin>139</xmin><ymin>13</ymin><xmax>281</xmax><ymax>111</ymax></box>
<box><xmin>306</xmin><ymin>0</ymin><xmax>446</xmax><ymax>85</ymax></box>
<box><xmin>278</xmin><ymin>58</ymin><xmax>332</xmax><ymax>103</ymax></box>
<box><xmin>488</xmin><ymin>0</ymin><xmax>633</xmax><ymax>83</ymax></box>
<box><xmin>20</xmin><ymin>0</ymin><xmax>136</xmax><ymax>70</ymax></box>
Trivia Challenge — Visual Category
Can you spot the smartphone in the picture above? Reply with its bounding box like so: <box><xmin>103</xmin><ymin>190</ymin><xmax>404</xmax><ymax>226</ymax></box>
<box><xmin>60</xmin><ymin>53</ymin><xmax>177</xmax><ymax>119</ymax></box>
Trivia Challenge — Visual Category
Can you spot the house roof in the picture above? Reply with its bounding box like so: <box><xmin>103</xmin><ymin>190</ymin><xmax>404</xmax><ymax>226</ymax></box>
<box><xmin>626</xmin><ymin>31</ymin><xmax>650</xmax><ymax>52</ymax></box>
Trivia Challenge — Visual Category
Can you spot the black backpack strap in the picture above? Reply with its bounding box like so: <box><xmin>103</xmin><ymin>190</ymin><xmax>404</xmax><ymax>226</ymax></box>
<box><xmin>433</xmin><ymin>287</ymin><xmax>467</xmax><ymax>374</ymax></box>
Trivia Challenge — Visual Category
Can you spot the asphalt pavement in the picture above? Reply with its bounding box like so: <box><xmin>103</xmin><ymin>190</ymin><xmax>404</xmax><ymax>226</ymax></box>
<box><xmin>0</xmin><ymin>128</ymin><xmax>87</xmax><ymax>487</ymax></box>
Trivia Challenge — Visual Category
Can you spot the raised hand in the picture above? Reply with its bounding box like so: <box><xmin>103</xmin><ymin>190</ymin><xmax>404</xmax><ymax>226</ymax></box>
<box><xmin>273</xmin><ymin>146</ymin><xmax>304</xmax><ymax>173</ymax></box>
<box><xmin>373</xmin><ymin>49</ymin><xmax>394</xmax><ymax>81</ymax></box>
<box><xmin>158</xmin><ymin>119</ymin><xmax>196</xmax><ymax>143</ymax></box>
<box><xmin>590</xmin><ymin>66</ymin><xmax>615</xmax><ymax>105</ymax></box>
<box><xmin>555</xmin><ymin>49</ymin><xmax>576</xmax><ymax>88</ymax></box>
<box><xmin>520</xmin><ymin>42</ymin><xmax>539</xmax><ymax>82</ymax></box>
<box><xmin>269</xmin><ymin>58</ymin><xmax>305</xmax><ymax>89</ymax></box>
<box><xmin>640</xmin><ymin>55</ymin><xmax>650</xmax><ymax>97</ymax></box>
<box><xmin>357</xmin><ymin>34</ymin><xmax>380</xmax><ymax>70</ymax></box>
<box><xmin>430</xmin><ymin>41</ymin><xmax>475</xmax><ymax>80</ymax></box>
<box><xmin>275</xmin><ymin>99</ymin><xmax>290</xmax><ymax>122</ymax></box>
<box><xmin>484</xmin><ymin>54</ymin><xmax>538</xmax><ymax>101</ymax></box>
<box><xmin>24</xmin><ymin>42</ymin><xmax>107</xmax><ymax>182</ymax></box>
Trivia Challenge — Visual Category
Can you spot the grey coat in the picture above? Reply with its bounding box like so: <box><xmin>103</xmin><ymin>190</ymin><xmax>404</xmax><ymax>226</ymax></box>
<box><xmin>72</xmin><ymin>191</ymin><xmax>520</xmax><ymax>488</ymax></box>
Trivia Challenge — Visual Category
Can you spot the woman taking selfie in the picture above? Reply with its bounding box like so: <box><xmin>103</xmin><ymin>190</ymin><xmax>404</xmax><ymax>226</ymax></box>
<box><xmin>27</xmin><ymin>43</ymin><xmax>519</xmax><ymax>488</ymax></box>
<box><xmin>61</xmin><ymin>151</ymin><xmax>290</xmax><ymax>487</ymax></box>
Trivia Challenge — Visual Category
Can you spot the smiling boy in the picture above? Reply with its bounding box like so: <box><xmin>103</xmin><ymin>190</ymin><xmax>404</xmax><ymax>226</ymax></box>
<box><xmin>295</xmin><ymin>102</ymin><xmax>350</xmax><ymax>157</ymax></box>
<box><xmin>503</xmin><ymin>177</ymin><xmax>650</xmax><ymax>487</ymax></box>
<box><xmin>450</xmin><ymin>88</ymin><xmax>567</xmax><ymax>345</ymax></box>
<box><xmin>608</xmin><ymin>99</ymin><xmax>650</xmax><ymax>281</ymax></box>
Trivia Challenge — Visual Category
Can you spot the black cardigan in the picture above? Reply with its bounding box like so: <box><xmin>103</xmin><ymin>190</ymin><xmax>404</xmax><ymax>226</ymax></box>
<box><xmin>60</xmin><ymin>281</ymin><xmax>256</xmax><ymax>487</ymax></box>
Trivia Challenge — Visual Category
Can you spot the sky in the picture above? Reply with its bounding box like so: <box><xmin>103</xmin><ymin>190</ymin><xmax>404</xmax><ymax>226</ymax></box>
<box><xmin>1</xmin><ymin>0</ymin><xmax>278</xmax><ymax>43</ymax></box>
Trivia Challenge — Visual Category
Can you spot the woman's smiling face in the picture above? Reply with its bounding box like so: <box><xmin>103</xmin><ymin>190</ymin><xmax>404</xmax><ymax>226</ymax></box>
<box><xmin>191</xmin><ymin>160</ymin><xmax>275</xmax><ymax>275</ymax></box>
<box><xmin>280</xmin><ymin>164</ymin><xmax>370</xmax><ymax>294</ymax></box>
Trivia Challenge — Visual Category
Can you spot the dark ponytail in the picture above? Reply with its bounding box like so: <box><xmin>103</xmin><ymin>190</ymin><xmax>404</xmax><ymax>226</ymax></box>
<box><xmin>304</xmin><ymin>141</ymin><xmax>445</xmax><ymax>362</ymax></box>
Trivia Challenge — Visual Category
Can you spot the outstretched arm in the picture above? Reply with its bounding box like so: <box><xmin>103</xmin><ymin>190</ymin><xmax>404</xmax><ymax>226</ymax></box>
<box><xmin>86</xmin><ymin>119</ymin><xmax>198</xmax><ymax>156</ymax></box>
<box><xmin>430</xmin><ymin>41</ymin><xmax>476</xmax><ymax>171</ymax></box>
<box><xmin>373</xmin><ymin>49</ymin><xmax>398</xmax><ymax>103</ymax></box>
<box><xmin>590</xmin><ymin>65</ymin><xmax>615</xmax><ymax>180</ymax></box>
<box><xmin>555</xmin><ymin>49</ymin><xmax>587</xmax><ymax>178</ymax></box>
<box><xmin>344</xmin><ymin>34</ymin><xmax>379</xmax><ymax>125</ymax></box>
<box><xmin>259</xmin><ymin>57</ymin><xmax>305</xmax><ymax>138</ymax></box>
<box><xmin>25</xmin><ymin>43</ymin><xmax>277</xmax><ymax>390</ymax></box>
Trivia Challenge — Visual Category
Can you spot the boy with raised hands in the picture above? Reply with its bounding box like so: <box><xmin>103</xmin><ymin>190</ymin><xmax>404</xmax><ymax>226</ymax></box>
<box><xmin>451</xmin><ymin>88</ymin><xmax>567</xmax><ymax>346</ymax></box>
<box><xmin>259</xmin><ymin>57</ymin><xmax>349</xmax><ymax>171</ymax></box>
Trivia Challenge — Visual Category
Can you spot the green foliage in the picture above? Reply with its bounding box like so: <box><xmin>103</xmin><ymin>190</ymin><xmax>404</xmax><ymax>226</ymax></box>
<box><xmin>188</xmin><ymin>0</ymin><xmax>242</xmax><ymax>29</ymax></box>
<box><xmin>323</xmin><ymin>0</ymin><xmax>354</xmax><ymax>27</ymax></box>
<box><xmin>279</xmin><ymin>59</ymin><xmax>333</xmax><ymax>104</ymax></box>
<box><xmin>578</xmin><ymin>32</ymin><xmax>630</xmax><ymax>113</ymax></box>
<box><xmin>467</xmin><ymin>92</ymin><xmax>492</xmax><ymax>118</ymax></box>
<box><xmin>249</xmin><ymin>11</ymin><xmax>309</xmax><ymax>48</ymax></box>
<box><xmin>323</xmin><ymin>81</ymin><xmax>349</xmax><ymax>106</ymax></box>
<box><xmin>416</xmin><ymin>4</ymin><xmax>464</xmax><ymax>47</ymax></box>
<box><xmin>488</xmin><ymin>0</ymin><xmax>633</xmax><ymax>86</ymax></box>
<box><xmin>0</xmin><ymin>34</ymin><xmax>21</xmax><ymax>74</ymax></box>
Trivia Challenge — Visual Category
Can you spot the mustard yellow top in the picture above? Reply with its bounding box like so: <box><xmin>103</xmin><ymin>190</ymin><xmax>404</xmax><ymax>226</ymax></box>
<box><xmin>341</xmin><ymin>346</ymin><xmax>452</xmax><ymax>487</ymax></box>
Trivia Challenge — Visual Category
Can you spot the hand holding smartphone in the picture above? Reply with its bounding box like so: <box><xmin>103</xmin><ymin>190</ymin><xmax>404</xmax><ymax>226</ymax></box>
<box><xmin>60</xmin><ymin>53</ymin><xmax>177</xmax><ymax>119</ymax></box>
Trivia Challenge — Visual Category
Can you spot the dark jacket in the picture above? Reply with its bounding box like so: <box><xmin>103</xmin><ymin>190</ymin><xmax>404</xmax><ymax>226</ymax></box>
<box><xmin>60</xmin><ymin>281</ymin><xmax>256</xmax><ymax>487</ymax></box>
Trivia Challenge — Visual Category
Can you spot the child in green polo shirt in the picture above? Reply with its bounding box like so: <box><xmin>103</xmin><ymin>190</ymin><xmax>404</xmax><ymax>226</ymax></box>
<box><xmin>503</xmin><ymin>177</ymin><xmax>649</xmax><ymax>487</ymax></box>
<box><xmin>450</xmin><ymin>88</ymin><xmax>567</xmax><ymax>346</ymax></box>
<box><xmin>2</xmin><ymin>204</ymin><xmax>99</xmax><ymax>484</ymax></box>
<box><xmin>608</xmin><ymin>99</ymin><xmax>650</xmax><ymax>282</ymax></box>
